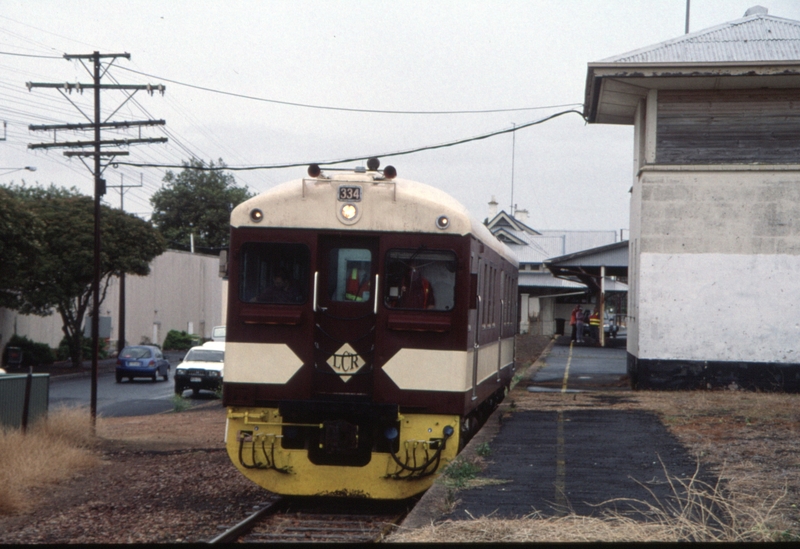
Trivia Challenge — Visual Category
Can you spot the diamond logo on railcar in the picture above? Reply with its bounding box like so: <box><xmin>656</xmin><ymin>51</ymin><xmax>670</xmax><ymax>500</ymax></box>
<box><xmin>327</xmin><ymin>343</ymin><xmax>366</xmax><ymax>382</ymax></box>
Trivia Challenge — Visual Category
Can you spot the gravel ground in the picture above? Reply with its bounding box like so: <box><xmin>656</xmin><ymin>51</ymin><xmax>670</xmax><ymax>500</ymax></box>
<box><xmin>0</xmin><ymin>403</ymin><xmax>266</xmax><ymax>544</ymax></box>
<box><xmin>0</xmin><ymin>335</ymin><xmax>552</xmax><ymax>544</ymax></box>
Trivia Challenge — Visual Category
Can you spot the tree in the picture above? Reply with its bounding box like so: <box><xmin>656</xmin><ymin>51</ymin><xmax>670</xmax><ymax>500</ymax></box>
<box><xmin>150</xmin><ymin>158</ymin><xmax>253</xmax><ymax>254</ymax></box>
<box><xmin>6</xmin><ymin>184</ymin><xmax>166</xmax><ymax>367</ymax></box>
<box><xmin>0</xmin><ymin>186</ymin><xmax>44</xmax><ymax>309</ymax></box>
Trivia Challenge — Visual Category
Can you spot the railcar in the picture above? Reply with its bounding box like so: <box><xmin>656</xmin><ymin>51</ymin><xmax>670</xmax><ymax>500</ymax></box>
<box><xmin>222</xmin><ymin>159</ymin><xmax>518</xmax><ymax>499</ymax></box>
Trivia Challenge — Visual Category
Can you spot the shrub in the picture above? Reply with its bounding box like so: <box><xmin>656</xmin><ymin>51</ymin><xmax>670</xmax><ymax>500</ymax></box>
<box><xmin>56</xmin><ymin>335</ymin><xmax>108</xmax><ymax>362</ymax></box>
<box><xmin>162</xmin><ymin>330</ymin><xmax>199</xmax><ymax>351</ymax></box>
<box><xmin>3</xmin><ymin>335</ymin><xmax>55</xmax><ymax>367</ymax></box>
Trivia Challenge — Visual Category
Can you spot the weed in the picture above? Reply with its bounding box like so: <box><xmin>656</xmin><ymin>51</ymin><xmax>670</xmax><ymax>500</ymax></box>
<box><xmin>441</xmin><ymin>458</ymin><xmax>483</xmax><ymax>489</ymax></box>
<box><xmin>476</xmin><ymin>442</ymin><xmax>492</xmax><ymax>457</ymax></box>
<box><xmin>171</xmin><ymin>394</ymin><xmax>191</xmax><ymax>412</ymax></box>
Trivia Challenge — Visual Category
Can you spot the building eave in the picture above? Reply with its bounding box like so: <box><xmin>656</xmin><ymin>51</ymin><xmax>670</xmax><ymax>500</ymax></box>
<box><xmin>585</xmin><ymin>63</ymin><xmax>800</xmax><ymax>124</ymax></box>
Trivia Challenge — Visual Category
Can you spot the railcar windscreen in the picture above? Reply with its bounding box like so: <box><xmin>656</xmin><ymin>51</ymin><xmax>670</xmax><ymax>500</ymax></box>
<box><xmin>384</xmin><ymin>249</ymin><xmax>456</xmax><ymax>311</ymax></box>
<box><xmin>240</xmin><ymin>242</ymin><xmax>310</xmax><ymax>304</ymax></box>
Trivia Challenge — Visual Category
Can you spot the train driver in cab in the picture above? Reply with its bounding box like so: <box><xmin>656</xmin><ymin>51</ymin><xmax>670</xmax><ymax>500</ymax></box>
<box><xmin>398</xmin><ymin>263</ymin><xmax>435</xmax><ymax>310</ymax></box>
<box><xmin>254</xmin><ymin>269</ymin><xmax>303</xmax><ymax>303</ymax></box>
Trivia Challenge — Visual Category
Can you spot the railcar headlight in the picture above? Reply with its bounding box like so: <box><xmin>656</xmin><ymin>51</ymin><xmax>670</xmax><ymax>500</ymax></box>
<box><xmin>436</xmin><ymin>215</ymin><xmax>450</xmax><ymax>230</ymax></box>
<box><xmin>341</xmin><ymin>203</ymin><xmax>357</xmax><ymax>220</ymax></box>
<box><xmin>208</xmin><ymin>371</ymin><xmax>220</xmax><ymax>378</ymax></box>
<box><xmin>250</xmin><ymin>208</ymin><xmax>264</xmax><ymax>223</ymax></box>
<box><xmin>176</xmin><ymin>368</ymin><xmax>186</xmax><ymax>375</ymax></box>
<box><xmin>384</xmin><ymin>426</ymin><xmax>399</xmax><ymax>440</ymax></box>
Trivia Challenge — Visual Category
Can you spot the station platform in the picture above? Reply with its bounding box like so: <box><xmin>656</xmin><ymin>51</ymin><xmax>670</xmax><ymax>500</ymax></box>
<box><xmin>402</xmin><ymin>335</ymin><xmax>704</xmax><ymax>526</ymax></box>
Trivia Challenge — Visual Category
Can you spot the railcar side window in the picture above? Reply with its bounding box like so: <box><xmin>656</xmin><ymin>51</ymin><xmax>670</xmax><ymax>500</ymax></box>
<box><xmin>384</xmin><ymin>249</ymin><xmax>456</xmax><ymax>311</ymax></box>
<box><xmin>239</xmin><ymin>243</ymin><xmax>310</xmax><ymax>304</ymax></box>
<box><xmin>327</xmin><ymin>248</ymin><xmax>372</xmax><ymax>302</ymax></box>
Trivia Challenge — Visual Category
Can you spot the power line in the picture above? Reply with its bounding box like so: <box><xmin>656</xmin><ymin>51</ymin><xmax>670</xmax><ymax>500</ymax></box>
<box><xmin>0</xmin><ymin>50</ymin><xmax>62</xmax><ymax>59</ymax></box>
<box><xmin>116</xmin><ymin>65</ymin><xmax>582</xmax><ymax>115</ymax></box>
<box><xmin>115</xmin><ymin>109</ymin><xmax>585</xmax><ymax>171</ymax></box>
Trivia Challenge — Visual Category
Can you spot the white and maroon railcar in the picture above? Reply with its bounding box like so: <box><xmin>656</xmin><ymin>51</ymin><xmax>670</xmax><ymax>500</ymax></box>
<box><xmin>223</xmin><ymin>160</ymin><xmax>518</xmax><ymax>499</ymax></box>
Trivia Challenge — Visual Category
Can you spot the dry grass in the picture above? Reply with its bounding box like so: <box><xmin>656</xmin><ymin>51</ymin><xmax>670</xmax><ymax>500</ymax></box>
<box><xmin>0</xmin><ymin>406</ymin><xmax>99</xmax><ymax>515</ymax></box>
<box><xmin>391</xmin><ymin>463</ymin><xmax>790</xmax><ymax>543</ymax></box>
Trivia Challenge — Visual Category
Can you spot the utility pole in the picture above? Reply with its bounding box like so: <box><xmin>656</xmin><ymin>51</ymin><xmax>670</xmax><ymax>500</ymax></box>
<box><xmin>510</xmin><ymin>122</ymin><xmax>516</xmax><ymax>216</ymax></box>
<box><xmin>27</xmin><ymin>51</ymin><xmax>166</xmax><ymax>430</ymax></box>
<box><xmin>107</xmin><ymin>173</ymin><xmax>144</xmax><ymax>354</ymax></box>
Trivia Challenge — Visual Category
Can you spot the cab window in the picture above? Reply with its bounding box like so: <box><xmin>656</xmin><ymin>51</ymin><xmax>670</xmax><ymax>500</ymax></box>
<box><xmin>239</xmin><ymin>243</ymin><xmax>310</xmax><ymax>304</ymax></box>
<box><xmin>327</xmin><ymin>247</ymin><xmax>372</xmax><ymax>302</ymax></box>
<box><xmin>384</xmin><ymin>249</ymin><xmax>457</xmax><ymax>311</ymax></box>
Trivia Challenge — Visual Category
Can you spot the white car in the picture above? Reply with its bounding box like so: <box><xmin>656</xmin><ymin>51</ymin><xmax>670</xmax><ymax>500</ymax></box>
<box><xmin>174</xmin><ymin>341</ymin><xmax>225</xmax><ymax>397</ymax></box>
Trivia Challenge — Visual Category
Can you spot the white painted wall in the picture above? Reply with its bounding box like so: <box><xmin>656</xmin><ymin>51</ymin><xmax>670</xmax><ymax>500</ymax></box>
<box><xmin>0</xmin><ymin>250</ymin><xmax>224</xmax><ymax>351</ymax></box>
<box><xmin>640</xmin><ymin>252</ymin><xmax>800</xmax><ymax>363</ymax></box>
<box><xmin>631</xmin><ymin>167</ymin><xmax>800</xmax><ymax>365</ymax></box>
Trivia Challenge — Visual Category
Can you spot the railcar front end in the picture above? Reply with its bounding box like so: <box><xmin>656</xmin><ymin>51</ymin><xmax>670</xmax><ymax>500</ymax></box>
<box><xmin>223</xmin><ymin>161</ymin><xmax>518</xmax><ymax>499</ymax></box>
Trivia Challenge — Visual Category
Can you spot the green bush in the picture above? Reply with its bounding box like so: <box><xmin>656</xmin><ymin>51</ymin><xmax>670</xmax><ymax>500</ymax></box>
<box><xmin>56</xmin><ymin>335</ymin><xmax>108</xmax><ymax>362</ymax></box>
<box><xmin>162</xmin><ymin>330</ymin><xmax>199</xmax><ymax>351</ymax></box>
<box><xmin>3</xmin><ymin>335</ymin><xmax>55</xmax><ymax>367</ymax></box>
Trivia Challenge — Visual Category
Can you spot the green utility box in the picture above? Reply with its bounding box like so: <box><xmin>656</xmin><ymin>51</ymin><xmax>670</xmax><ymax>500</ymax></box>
<box><xmin>0</xmin><ymin>373</ymin><xmax>50</xmax><ymax>429</ymax></box>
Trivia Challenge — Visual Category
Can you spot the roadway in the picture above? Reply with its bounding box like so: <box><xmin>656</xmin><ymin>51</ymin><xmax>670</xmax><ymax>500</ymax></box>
<box><xmin>48</xmin><ymin>351</ymin><xmax>217</xmax><ymax>417</ymax></box>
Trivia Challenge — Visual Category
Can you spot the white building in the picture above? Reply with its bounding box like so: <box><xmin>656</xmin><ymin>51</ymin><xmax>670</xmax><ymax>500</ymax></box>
<box><xmin>0</xmin><ymin>250</ymin><xmax>225</xmax><ymax>353</ymax></box>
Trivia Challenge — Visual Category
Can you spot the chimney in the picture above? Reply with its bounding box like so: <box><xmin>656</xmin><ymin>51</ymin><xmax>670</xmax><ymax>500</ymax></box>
<box><xmin>515</xmin><ymin>208</ymin><xmax>529</xmax><ymax>221</ymax></box>
<box><xmin>488</xmin><ymin>195</ymin><xmax>498</xmax><ymax>217</ymax></box>
<box><xmin>745</xmin><ymin>6</ymin><xmax>767</xmax><ymax>16</ymax></box>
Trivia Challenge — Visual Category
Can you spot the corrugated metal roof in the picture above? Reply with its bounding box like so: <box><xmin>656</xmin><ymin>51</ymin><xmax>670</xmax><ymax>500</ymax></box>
<box><xmin>545</xmin><ymin>241</ymin><xmax>629</xmax><ymax>268</ymax></box>
<box><xmin>537</xmin><ymin>230</ymin><xmax>619</xmax><ymax>256</ymax></box>
<box><xmin>598</xmin><ymin>13</ymin><xmax>800</xmax><ymax>64</ymax></box>
<box><xmin>519</xmin><ymin>271</ymin><xmax>585</xmax><ymax>289</ymax></box>
<box><xmin>488</xmin><ymin>225</ymin><xmax>619</xmax><ymax>266</ymax></box>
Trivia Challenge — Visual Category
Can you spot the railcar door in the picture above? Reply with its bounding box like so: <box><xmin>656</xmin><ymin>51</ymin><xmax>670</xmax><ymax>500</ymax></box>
<box><xmin>313</xmin><ymin>235</ymin><xmax>378</xmax><ymax>401</ymax></box>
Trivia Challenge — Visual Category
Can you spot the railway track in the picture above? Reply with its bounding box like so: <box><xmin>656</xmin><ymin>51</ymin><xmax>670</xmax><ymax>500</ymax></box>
<box><xmin>209</xmin><ymin>496</ymin><xmax>414</xmax><ymax>543</ymax></box>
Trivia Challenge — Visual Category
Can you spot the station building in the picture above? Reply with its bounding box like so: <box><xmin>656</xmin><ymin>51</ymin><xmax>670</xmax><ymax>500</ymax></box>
<box><xmin>584</xmin><ymin>7</ymin><xmax>800</xmax><ymax>389</ymax></box>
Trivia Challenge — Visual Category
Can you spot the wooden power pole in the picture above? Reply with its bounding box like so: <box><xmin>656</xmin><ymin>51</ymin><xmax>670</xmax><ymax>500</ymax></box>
<box><xmin>27</xmin><ymin>51</ymin><xmax>166</xmax><ymax>429</ymax></box>
<box><xmin>107</xmin><ymin>173</ymin><xmax>144</xmax><ymax>354</ymax></box>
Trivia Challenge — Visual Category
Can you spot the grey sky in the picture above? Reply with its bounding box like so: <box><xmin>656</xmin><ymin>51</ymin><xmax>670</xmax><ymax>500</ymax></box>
<box><xmin>2</xmin><ymin>0</ymin><xmax>799</xmax><ymax>234</ymax></box>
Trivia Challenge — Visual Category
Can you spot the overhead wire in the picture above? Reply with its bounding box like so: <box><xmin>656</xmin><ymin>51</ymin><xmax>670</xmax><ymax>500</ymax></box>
<box><xmin>115</xmin><ymin>109</ymin><xmax>586</xmax><ymax>171</ymax></box>
<box><xmin>115</xmin><ymin>65</ymin><xmax>582</xmax><ymax>116</ymax></box>
<box><xmin>1</xmin><ymin>32</ymin><xmax>588</xmax><ymax>218</ymax></box>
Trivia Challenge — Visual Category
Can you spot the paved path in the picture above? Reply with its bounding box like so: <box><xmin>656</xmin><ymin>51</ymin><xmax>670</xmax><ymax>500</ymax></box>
<box><xmin>529</xmin><ymin>337</ymin><xmax>628</xmax><ymax>392</ymax></box>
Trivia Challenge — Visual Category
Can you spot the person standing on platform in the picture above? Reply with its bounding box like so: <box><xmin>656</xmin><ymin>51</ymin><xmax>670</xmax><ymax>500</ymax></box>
<box><xmin>570</xmin><ymin>304</ymin><xmax>581</xmax><ymax>341</ymax></box>
<box><xmin>575</xmin><ymin>306</ymin><xmax>585</xmax><ymax>343</ymax></box>
<box><xmin>589</xmin><ymin>309</ymin><xmax>601</xmax><ymax>342</ymax></box>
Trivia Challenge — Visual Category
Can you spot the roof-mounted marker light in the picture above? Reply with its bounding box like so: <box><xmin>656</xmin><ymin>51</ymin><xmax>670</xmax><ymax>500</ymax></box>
<box><xmin>436</xmin><ymin>215</ymin><xmax>450</xmax><ymax>230</ymax></box>
<box><xmin>367</xmin><ymin>157</ymin><xmax>380</xmax><ymax>171</ymax></box>
<box><xmin>308</xmin><ymin>164</ymin><xmax>321</xmax><ymax>177</ymax></box>
<box><xmin>384</xmin><ymin>165</ymin><xmax>397</xmax><ymax>179</ymax></box>
<box><xmin>250</xmin><ymin>209</ymin><xmax>264</xmax><ymax>223</ymax></box>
